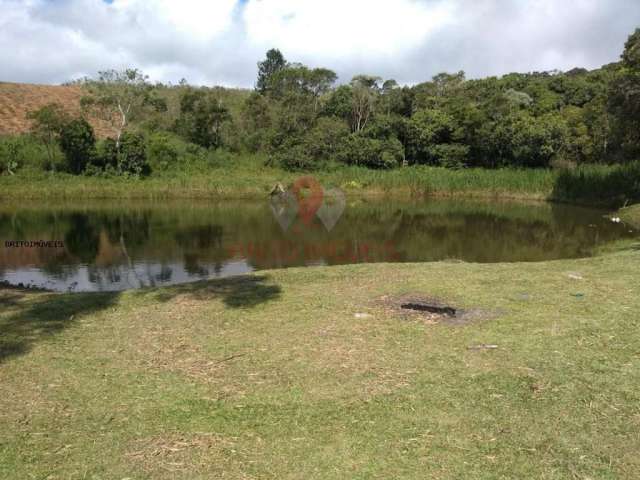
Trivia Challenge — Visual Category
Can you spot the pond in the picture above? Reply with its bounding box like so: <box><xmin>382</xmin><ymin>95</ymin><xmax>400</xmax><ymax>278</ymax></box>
<box><xmin>0</xmin><ymin>197</ymin><xmax>636</xmax><ymax>292</ymax></box>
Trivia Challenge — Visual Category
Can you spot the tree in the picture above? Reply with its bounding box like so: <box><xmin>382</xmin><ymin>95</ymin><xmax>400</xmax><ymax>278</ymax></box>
<box><xmin>81</xmin><ymin>68</ymin><xmax>166</xmax><ymax>148</ymax></box>
<box><xmin>307</xmin><ymin>68</ymin><xmax>337</xmax><ymax>111</ymax></box>
<box><xmin>621</xmin><ymin>28</ymin><xmax>640</xmax><ymax>70</ymax></box>
<box><xmin>503</xmin><ymin>88</ymin><xmax>533</xmax><ymax>111</ymax></box>
<box><xmin>118</xmin><ymin>132</ymin><xmax>150</xmax><ymax>176</ymax></box>
<box><xmin>58</xmin><ymin>118</ymin><xmax>96</xmax><ymax>174</ymax></box>
<box><xmin>27</xmin><ymin>103</ymin><xmax>69</xmax><ymax>170</ymax></box>
<box><xmin>559</xmin><ymin>106</ymin><xmax>593</xmax><ymax>163</ymax></box>
<box><xmin>407</xmin><ymin>109</ymin><xmax>458</xmax><ymax>163</ymax></box>
<box><xmin>323</xmin><ymin>85</ymin><xmax>353</xmax><ymax>120</ymax></box>
<box><xmin>490</xmin><ymin>112</ymin><xmax>566</xmax><ymax>168</ymax></box>
<box><xmin>432</xmin><ymin>71</ymin><xmax>465</xmax><ymax>98</ymax></box>
<box><xmin>380</xmin><ymin>79</ymin><xmax>411</xmax><ymax>116</ymax></box>
<box><xmin>176</xmin><ymin>89</ymin><xmax>231</xmax><ymax>149</ymax></box>
<box><xmin>609</xmin><ymin>29</ymin><xmax>640</xmax><ymax>158</ymax></box>
<box><xmin>350</xmin><ymin>75</ymin><xmax>381</xmax><ymax>132</ymax></box>
<box><xmin>336</xmin><ymin>134</ymin><xmax>403</xmax><ymax>169</ymax></box>
<box><xmin>241</xmin><ymin>92</ymin><xmax>273</xmax><ymax>152</ymax></box>
<box><xmin>256</xmin><ymin>48</ymin><xmax>287</xmax><ymax>94</ymax></box>
<box><xmin>267</xmin><ymin>65</ymin><xmax>336</xmax><ymax>105</ymax></box>
<box><xmin>413</xmin><ymin>71</ymin><xmax>465</xmax><ymax>110</ymax></box>
<box><xmin>0</xmin><ymin>138</ymin><xmax>21</xmax><ymax>175</ymax></box>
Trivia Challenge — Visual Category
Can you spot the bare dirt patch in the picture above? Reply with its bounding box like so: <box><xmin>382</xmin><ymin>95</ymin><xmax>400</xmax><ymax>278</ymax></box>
<box><xmin>376</xmin><ymin>294</ymin><xmax>497</xmax><ymax>326</ymax></box>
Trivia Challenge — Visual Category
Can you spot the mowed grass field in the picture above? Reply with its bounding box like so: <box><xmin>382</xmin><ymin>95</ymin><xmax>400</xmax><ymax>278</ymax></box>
<box><xmin>1</xmin><ymin>246</ymin><xmax>639</xmax><ymax>479</ymax></box>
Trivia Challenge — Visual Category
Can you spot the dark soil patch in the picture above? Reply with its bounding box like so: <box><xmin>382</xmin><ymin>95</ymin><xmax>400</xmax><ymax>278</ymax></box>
<box><xmin>376</xmin><ymin>294</ymin><xmax>497</xmax><ymax>326</ymax></box>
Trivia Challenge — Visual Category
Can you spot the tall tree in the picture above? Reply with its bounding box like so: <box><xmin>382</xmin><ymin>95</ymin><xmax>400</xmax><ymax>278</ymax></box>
<box><xmin>58</xmin><ymin>118</ymin><xmax>96</xmax><ymax>175</ymax></box>
<box><xmin>267</xmin><ymin>65</ymin><xmax>337</xmax><ymax>111</ymax></box>
<box><xmin>350</xmin><ymin>75</ymin><xmax>381</xmax><ymax>132</ymax></box>
<box><xmin>177</xmin><ymin>89</ymin><xmax>231</xmax><ymax>149</ymax></box>
<box><xmin>307</xmin><ymin>68</ymin><xmax>337</xmax><ymax>111</ymax></box>
<box><xmin>256</xmin><ymin>48</ymin><xmax>287</xmax><ymax>94</ymax></box>
<box><xmin>27</xmin><ymin>103</ymin><xmax>69</xmax><ymax>170</ymax></box>
<box><xmin>609</xmin><ymin>28</ymin><xmax>640</xmax><ymax>158</ymax></box>
<box><xmin>80</xmin><ymin>69</ymin><xmax>166</xmax><ymax>147</ymax></box>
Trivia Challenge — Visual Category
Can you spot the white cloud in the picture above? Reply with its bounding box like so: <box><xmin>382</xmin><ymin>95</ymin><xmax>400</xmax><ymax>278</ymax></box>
<box><xmin>0</xmin><ymin>0</ymin><xmax>638</xmax><ymax>86</ymax></box>
<box><xmin>242</xmin><ymin>0</ymin><xmax>455</xmax><ymax>57</ymax></box>
<box><xmin>111</xmin><ymin>0</ymin><xmax>237</xmax><ymax>41</ymax></box>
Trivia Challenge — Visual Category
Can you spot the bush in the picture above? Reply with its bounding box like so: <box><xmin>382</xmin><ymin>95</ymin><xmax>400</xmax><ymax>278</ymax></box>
<box><xmin>59</xmin><ymin>119</ymin><xmax>96</xmax><ymax>174</ymax></box>
<box><xmin>273</xmin><ymin>117</ymin><xmax>350</xmax><ymax>171</ymax></box>
<box><xmin>0</xmin><ymin>135</ymin><xmax>53</xmax><ymax>174</ymax></box>
<box><xmin>118</xmin><ymin>132</ymin><xmax>150</xmax><ymax>176</ymax></box>
<box><xmin>147</xmin><ymin>133</ymin><xmax>178</xmax><ymax>171</ymax></box>
<box><xmin>274</xmin><ymin>139</ymin><xmax>317</xmax><ymax>171</ymax></box>
<box><xmin>336</xmin><ymin>134</ymin><xmax>403</xmax><ymax>169</ymax></box>
<box><xmin>95</xmin><ymin>138</ymin><xmax>119</xmax><ymax>170</ymax></box>
<box><xmin>0</xmin><ymin>137</ymin><xmax>21</xmax><ymax>175</ymax></box>
<box><xmin>430</xmin><ymin>143</ymin><xmax>469</xmax><ymax>169</ymax></box>
<box><xmin>303</xmin><ymin>117</ymin><xmax>350</xmax><ymax>161</ymax></box>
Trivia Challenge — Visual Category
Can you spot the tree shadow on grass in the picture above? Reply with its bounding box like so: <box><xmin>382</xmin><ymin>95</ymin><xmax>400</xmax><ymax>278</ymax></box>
<box><xmin>0</xmin><ymin>289</ymin><xmax>119</xmax><ymax>363</ymax></box>
<box><xmin>0</xmin><ymin>275</ymin><xmax>281</xmax><ymax>364</ymax></box>
<box><xmin>146</xmin><ymin>274</ymin><xmax>282</xmax><ymax>309</ymax></box>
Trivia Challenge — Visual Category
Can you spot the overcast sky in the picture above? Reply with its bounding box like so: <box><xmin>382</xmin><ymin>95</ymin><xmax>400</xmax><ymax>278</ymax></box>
<box><xmin>1</xmin><ymin>0</ymin><xmax>638</xmax><ymax>87</ymax></box>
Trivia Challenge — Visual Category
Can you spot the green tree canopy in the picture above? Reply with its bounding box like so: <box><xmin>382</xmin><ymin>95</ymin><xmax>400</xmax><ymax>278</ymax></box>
<box><xmin>256</xmin><ymin>48</ymin><xmax>287</xmax><ymax>94</ymax></box>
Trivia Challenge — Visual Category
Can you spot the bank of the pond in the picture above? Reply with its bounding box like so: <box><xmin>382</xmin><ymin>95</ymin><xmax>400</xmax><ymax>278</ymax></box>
<box><xmin>2</xmin><ymin>160</ymin><xmax>638</xmax><ymax>207</ymax></box>
<box><xmin>0</xmin><ymin>164</ymin><xmax>554</xmax><ymax>201</ymax></box>
<box><xmin>619</xmin><ymin>204</ymin><xmax>640</xmax><ymax>229</ymax></box>
<box><xmin>1</xmin><ymin>247</ymin><xmax>639</xmax><ymax>479</ymax></box>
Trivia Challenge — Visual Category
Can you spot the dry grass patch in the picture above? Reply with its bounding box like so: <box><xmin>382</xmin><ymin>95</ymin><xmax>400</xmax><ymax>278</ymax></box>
<box><xmin>0</xmin><ymin>82</ymin><xmax>113</xmax><ymax>137</ymax></box>
<box><xmin>125</xmin><ymin>433</ymin><xmax>250</xmax><ymax>477</ymax></box>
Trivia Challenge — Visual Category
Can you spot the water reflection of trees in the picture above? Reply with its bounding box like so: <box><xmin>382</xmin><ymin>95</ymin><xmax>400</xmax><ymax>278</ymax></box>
<box><xmin>0</xmin><ymin>199</ymin><xmax>635</xmax><ymax>290</ymax></box>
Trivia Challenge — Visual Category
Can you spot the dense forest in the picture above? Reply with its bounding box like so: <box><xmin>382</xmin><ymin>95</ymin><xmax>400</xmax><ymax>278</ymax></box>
<box><xmin>1</xmin><ymin>28</ymin><xmax>639</xmax><ymax>178</ymax></box>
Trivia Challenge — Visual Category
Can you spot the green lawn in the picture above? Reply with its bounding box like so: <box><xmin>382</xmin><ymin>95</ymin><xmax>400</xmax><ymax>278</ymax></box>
<box><xmin>1</xmin><ymin>246</ymin><xmax>640</xmax><ymax>479</ymax></box>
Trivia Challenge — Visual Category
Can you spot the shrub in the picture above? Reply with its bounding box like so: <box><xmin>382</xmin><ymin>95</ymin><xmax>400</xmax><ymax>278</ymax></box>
<box><xmin>118</xmin><ymin>132</ymin><xmax>150</xmax><ymax>176</ymax></box>
<box><xmin>275</xmin><ymin>139</ymin><xmax>316</xmax><ymax>171</ymax></box>
<box><xmin>0</xmin><ymin>137</ymin><xmax>21</xmax><ymax>175</ymax></box>
<box><xmin>0</xmin><ymin>136</ymin><xmax>53</xmax><ymax>174</ymax></box>
<box><xmin>303</xmin><ymin>117</ymin><xmax>350</xmax><ymax>161</ymax></box>
<box><xmin>176</xmin><ymin>89</ymin><xmax>231</xmax><ymax>148</ymax></box>
<box><xmin>96</xmin><ymin>138</ymin><xmax>119</xmax><ymax>169</ymax></box>
<box><xmin>336</xmin><ymin>134</ymin><xmax>403</xmax><ymax>169</ymax></box>
<box><xmin>147</xmin><ymin>133</ymin><xmax>178</xmax><ymax>171</ymax></box>
<box><xmin>58</xmin><ymin>119</ymin><xmax>96</xmax><ymax>174</ymax></box>
<box><xmin>27</xmin><ymin>103</ymin><xmax>69</xmax><ymax>169</ymax></box>
<box><xmin>430</xmin><ymin>143</ymin><xmax>469</xmax><ymax>169</ymax></box>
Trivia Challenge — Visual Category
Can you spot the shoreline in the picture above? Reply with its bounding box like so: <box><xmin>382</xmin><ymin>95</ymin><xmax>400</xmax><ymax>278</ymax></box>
<box><xmin>0</xmin><ymin>161</ymin><xmax>635</xmax><ymax>208</ymax></box>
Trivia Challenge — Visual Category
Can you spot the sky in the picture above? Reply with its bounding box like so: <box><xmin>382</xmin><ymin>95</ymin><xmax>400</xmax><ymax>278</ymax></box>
<box><xmin>1</xmin><ymin>0</ymin><xmax>638</xmax><ymax>87</ymax></box>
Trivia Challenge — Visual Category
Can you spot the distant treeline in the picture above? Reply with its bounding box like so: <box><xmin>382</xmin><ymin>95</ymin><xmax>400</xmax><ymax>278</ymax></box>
<box><xmin>1</xmin><ymin>28</ymin><xmax>639</xmax><ymax>178</ymax></box>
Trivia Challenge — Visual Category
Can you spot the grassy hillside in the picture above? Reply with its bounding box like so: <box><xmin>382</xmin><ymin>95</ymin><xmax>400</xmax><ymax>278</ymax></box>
<box><xmin>0</xmin><ymin>81</ymin><xmax>251</xmax><ymax>139</ymax></box>
<box><xmin>0</xmin><ymin>82</ymin><xmax>114</xmax><ymax>137</ymax></box>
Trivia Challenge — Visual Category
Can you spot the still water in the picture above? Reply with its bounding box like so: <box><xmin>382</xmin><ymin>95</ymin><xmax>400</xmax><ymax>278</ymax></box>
<box><xmin>0</xmin><ymin>198</ymin><xmax>635</xmax><ymax>292</ymax></box>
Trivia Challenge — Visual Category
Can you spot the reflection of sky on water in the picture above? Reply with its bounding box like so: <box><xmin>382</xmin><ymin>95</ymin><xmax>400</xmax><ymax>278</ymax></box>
<box><xmin>0</xmin><ymin>198</ymin><xmax>637</xmax><ymax>292</ymax></box>
<box><xmin>1</xmin><ymin>260</ymin><xmax>253</xmax><ymax>292</ymax></box>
